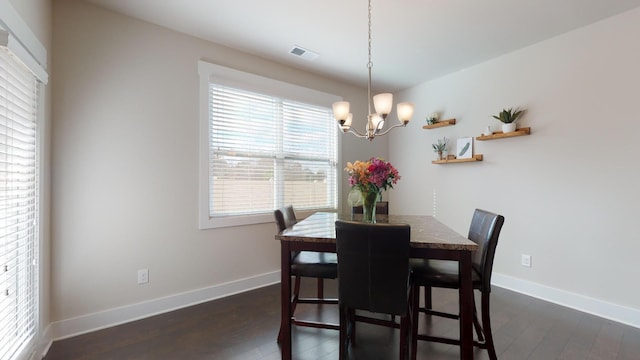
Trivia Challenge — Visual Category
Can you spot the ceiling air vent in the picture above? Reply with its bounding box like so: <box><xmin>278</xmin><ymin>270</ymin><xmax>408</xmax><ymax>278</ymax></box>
<box><xmin>289</xmin><ymin>45</ymin><xmax>319</xmax><ymax>61</ymax></box>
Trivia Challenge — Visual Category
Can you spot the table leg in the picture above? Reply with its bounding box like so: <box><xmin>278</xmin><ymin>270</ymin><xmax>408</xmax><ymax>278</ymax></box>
<box><xmin>280</xmin><ymin>242</ymin><xmax>292</xmax><ymax>360</ymax></box>
<box><xmin>459</xmin><ymin>251</ymin><xmax>473</xmax><ymax>360</ymax></box>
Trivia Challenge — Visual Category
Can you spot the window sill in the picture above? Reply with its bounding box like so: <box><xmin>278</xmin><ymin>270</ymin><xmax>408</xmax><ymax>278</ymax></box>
<box><xmin>198</xmin><ymin>208</ymin><xmax>337</xmax><ymax>230</ymax></box>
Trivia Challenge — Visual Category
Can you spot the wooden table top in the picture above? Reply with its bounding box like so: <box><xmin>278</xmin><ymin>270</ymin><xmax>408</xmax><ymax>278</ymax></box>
<box><xmin>276</xmin><ymin>212</ymin><xmax>477</xmax><ymax>251</ymax></box>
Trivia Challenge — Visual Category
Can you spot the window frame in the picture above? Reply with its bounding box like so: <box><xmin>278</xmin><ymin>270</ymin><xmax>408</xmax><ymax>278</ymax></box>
<box><xmin>0</xmin><ymin>13</ymin><xmax>47</xmax><ymax>360</ymax></box>
<box><xmin>198</xmin><ymin>61</ymin><xmax>341</xmax><ymax>229</ymax></box>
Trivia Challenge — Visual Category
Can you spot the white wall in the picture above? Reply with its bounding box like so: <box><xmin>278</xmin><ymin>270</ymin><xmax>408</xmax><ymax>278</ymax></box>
<box><xmin>50</xmin><ymin>0</ymin><xmax>381</xmax><ymax>337</ymax></box>
<box><xmin>389</xmin><ymin>7</ymin><xmax>640</xmax><ymax>321</ymax></box>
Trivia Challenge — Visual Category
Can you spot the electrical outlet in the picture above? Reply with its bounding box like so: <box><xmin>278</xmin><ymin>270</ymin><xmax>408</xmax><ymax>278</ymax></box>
<box><xmin>137</xmin><ymin>268</ymin><xmax>149</xmax><ymax>284</ymax></box>
<box><xmin>521</xmin><ymin>254</ymin><xmax>532</xmax><ymax>268</ymax></box>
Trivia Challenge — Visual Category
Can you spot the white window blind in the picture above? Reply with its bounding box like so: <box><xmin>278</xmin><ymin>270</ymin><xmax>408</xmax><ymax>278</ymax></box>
<box><xmin>0</xmin><ymin>45</ymin><xmax>39</xmax><ymax>360</ymax></box>
<box><xmin>208</xmin><ymin>84</ymin><xmax>338</xmax><ymax>218</ymax></box>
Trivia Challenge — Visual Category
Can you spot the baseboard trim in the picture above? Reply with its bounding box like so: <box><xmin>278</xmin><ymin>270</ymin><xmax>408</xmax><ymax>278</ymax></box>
<box><xmin>49</xmin><ymin>271</ymin><xmax>280</xmax><ymax>341</ymax></box>
<box><xmin>492</xmin><ymin>273</ymin><xmax>640</xmax><ymax>329</ymax></box>
<box><xmin>31</xmin><ymin>325</ymin><xmax>53</xmax><ymax>360</ymax></box>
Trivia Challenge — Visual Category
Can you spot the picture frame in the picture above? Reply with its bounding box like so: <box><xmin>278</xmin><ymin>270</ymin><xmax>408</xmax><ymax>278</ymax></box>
<box><xmin>456</xmin><ymin>137</ymin><xmax>473</xmax><ymax>159</ymax></box>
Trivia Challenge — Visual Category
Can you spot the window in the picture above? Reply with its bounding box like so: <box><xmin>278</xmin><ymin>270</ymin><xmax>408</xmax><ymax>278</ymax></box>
<box><xmin>198</xmin><ymin>61</ymin><xmax>340</xmax><ymax>228</ymax></box>
<box><xmin>0</xmin><ymin>37</ymin><xmax>40</xmax><ymax>360</ymax></box>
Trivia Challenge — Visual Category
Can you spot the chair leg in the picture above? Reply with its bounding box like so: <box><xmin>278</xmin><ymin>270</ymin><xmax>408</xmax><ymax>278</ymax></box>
<box><xmin>339</xmin><ymin>308</ymin><xmax>357</xmax><ymax>357</ymax></box>
<box><xmin>399</xmin><ymin>314</ymin><xmax>409</xmax><ymax>360</ymax></box>
<box><xmin>473</xmin><ymin>307</ymin><xmax>484</xmax><ymax>342</ymax></box>
<box><xmin>425</xmin><ymin>286</ymin><xmax>432</xmax><ymax>310</ymax></box>
<box><xmin>339</xmin><ymin>306</ymin><xmax>348</xmax><ymax>360</ymax></box>
<box><xmin>472</xmin><ymin>291</ymin><xmax>484</xmax><ymax>342</ymax></box>
<box><xmin>292</xmin><ymin>276</ymin><xmax>301</xmax><ymax>313</ymax></box>
<box><xmin>317</xmin><ymin>278</ymin><xmax>324</xmax><ymax>298</ymax></box>
<box><xmin>411</xmin><ymin>284</ymin><xmax>419</xmax><ymax>360</ymax></box>
<box><xmin>277</xmin><ymin>276</ymin><xmax>302</xmax><ymax>343</ymax></box>
<box><xmin>481</xmin><ymin>292</ymin><xmax>497</xmax><ymax>360</ymax></box>
<box><xmin>399</xmin><ymin>288</ymin><xmax>409</xmax><ymax>360</ymax></box>
<box><xmin>349</xmin><ymin>308</ymin><xmax>357</xmax><ymax>346</ymax></box>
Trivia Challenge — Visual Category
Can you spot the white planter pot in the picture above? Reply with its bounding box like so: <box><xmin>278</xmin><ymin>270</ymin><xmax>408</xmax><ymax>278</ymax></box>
<box><xmin>502</xmin><ymin>123</ymin><xmax>516</xmax><ymax>133</ymax></box>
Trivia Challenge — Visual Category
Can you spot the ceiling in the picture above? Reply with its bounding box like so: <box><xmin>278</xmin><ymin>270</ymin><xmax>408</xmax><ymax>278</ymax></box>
<box><xmin>84</xmin><ymin>0</ymin><xmax>640</xmax><ymax>93</ymax></box>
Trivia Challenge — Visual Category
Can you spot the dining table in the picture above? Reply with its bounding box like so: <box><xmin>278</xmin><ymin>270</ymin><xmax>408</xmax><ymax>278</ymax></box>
<box><xmin>275</xmin><ymin>211</ymin><xmax>479</xmax><ymax>360</ymax></box>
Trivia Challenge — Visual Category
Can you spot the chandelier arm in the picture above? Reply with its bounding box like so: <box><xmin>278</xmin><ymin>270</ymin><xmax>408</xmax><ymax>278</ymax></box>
<box><xmin>345</xmin><ymin>127</ymin><xmax>368</xmax><ymax>139</ymax></box>
<box><xmin>375</xmin><ymin>122</ymin><xmax>408</xmax><ymax>137</ymax></box>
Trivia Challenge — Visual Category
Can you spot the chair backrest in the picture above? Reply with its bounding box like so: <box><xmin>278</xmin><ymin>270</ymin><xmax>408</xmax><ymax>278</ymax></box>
<box><xmin>467</xmin><ymin>209</ymin><xmax>505</xmax><ymax>292</ymax></box>
<box><xmin>351</xmin><ymin>201</ymin><xmax>389</xmax><ymax>215</ymax></box>
<box><xmin>335</xmin><ymin>220</ymin><xmax>411</xmax><ymax>316</ymax></box>
<box><xmin>274</xmin><ymin>205</ymin><xmax>297</xmax><ymax>232</ymax></box>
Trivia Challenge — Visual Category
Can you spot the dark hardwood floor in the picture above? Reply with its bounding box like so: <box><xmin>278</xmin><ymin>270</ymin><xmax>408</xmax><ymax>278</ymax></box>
<box><xmin>44</xmin><ymin>280</ymin><xmax>640</xmax><ymax>359</ymax></box>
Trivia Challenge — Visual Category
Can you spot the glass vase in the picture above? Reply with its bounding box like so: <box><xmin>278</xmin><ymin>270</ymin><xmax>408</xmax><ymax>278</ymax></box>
<box><xmin>361</xmin><ymin>190</ymin><xmax>380</xmax><ymax>223</ymax></box>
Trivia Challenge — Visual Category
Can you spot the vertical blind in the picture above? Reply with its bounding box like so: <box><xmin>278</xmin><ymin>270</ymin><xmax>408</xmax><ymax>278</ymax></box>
<box><xmin>208</xmin><ymin>84</ymin><xmax>338</xmax><ymax>217</ymax></box>
<box><xmin>0</xmin><ymin>45</ymin><xmax>39</xmax><ymax>360</ymax></box>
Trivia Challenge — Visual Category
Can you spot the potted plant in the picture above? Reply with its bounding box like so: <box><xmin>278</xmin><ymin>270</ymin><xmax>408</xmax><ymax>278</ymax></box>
<box><xmin>426</xmin><ymin>112</ymin><xmax>440</xmax><ymax>125</ymax></box>
<box><xmin>492</xmin><ymin>107</ymin><xmax>524</xmax><ymax>133</ymax></box>
<box><xmin>432</xmin><ymin>137</ymin><xmax>448</xmax><ymax>160</ymax></box>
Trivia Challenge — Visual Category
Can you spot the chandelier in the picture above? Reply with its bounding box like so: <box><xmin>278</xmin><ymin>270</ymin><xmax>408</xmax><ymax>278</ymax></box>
<box><xmin>332</xmin><ymin>0</ymin><xmax>414</xmax><ymax>141</ymax></box>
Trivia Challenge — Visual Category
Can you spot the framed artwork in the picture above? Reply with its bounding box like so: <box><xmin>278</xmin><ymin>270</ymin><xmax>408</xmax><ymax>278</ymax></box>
<box><xmin>457</xmin><ymin>137</ymin><xmax>473</xmax><ymax>159</ymax></box>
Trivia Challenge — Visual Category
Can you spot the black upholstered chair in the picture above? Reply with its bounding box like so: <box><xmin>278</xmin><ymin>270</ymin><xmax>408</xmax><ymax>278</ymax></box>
<box><xmin>410</xmin><ymin>209</ymin><xmax>505</xmax><ymax>360</ymax></box>
<box><xmin>274</xmin><ymin>206</ymin><xmax>339</xmax><ymax>342</ymax></box>
<box><xmin>351</xmin><ymin>201</ymin><xmax>389</xmax><ymax>215</ymax></box>
<box><xmin>335</xmin><ymin>220</ymin><xmax>413</xmax><ymax>360</ymax></box>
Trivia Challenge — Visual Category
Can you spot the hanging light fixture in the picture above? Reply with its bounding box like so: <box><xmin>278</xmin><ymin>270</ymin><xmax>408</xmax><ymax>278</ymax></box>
<box><xmin>332</xmin><ymin>0</ymin><xmax>414</xmax><ymax>141</ymax></box>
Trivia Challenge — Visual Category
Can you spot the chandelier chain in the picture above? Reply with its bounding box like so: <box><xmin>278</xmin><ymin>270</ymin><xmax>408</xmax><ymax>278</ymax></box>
<box><xmin>368</xmin><ymin>0</ymin><xmax>372</xmax><ymax>69</ymax></box>
<box><xmin>367</xmin><ymin>0</ymin><xmax>373</xmax><ymax>114</ymax></box>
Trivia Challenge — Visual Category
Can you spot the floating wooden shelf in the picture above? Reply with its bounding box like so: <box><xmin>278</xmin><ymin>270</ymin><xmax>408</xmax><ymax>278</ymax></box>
<box><xmin>476</xmin><ymin>127</ymin><xmax>531</xmax><ymax>141</ymax></box>
<box><xmin>422</xmin><ymin>118</ymin><xmax>456</xmax><ymax>129</ymax></box>
<box><xmin>432</xmin><ymin>154</ymin><xmax>483</xmax><ymax>164</ymax></box>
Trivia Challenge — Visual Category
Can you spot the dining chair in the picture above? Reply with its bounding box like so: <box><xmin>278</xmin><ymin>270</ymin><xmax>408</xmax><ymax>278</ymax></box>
<box><xmin>335</xmin><ymin>220</ymin><xmax>413</xmax><ymax>360</ymax></box>
<box><xmin>410</xmin><ymin>209</ymin><xmax>504</xmax><ymax>360</ymax></box>
<box><xmin>274</xmin><ymin>206</ymin><xmax>339</xmax><ymax>342</ymax></box>
<box><xmin>351</xmin><ymin>201</ymin><xmax>389</xmax><ymax>215</ymax></box>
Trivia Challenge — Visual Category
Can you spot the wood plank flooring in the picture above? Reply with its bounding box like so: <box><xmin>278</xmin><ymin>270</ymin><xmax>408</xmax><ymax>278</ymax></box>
<box><xmin>44</xmin><ymin>280</ymin><xmax>640</xmax><ymax>359</ymax></box>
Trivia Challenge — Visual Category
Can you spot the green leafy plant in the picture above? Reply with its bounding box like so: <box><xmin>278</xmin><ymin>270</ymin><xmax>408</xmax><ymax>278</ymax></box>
<box><xmin>426</xmin><ymin>112</ymin><xmax>439</xmax><ymax>125</ymax></box>
<box><xmin>432</xmin><ymin>137</ymin><xmax>447</xmax><ymax>152</ymax></box>
<box><xmin>492</xmin><ymin>108</ymin><xmax>524</xmax><ymax>124</ymax></box>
